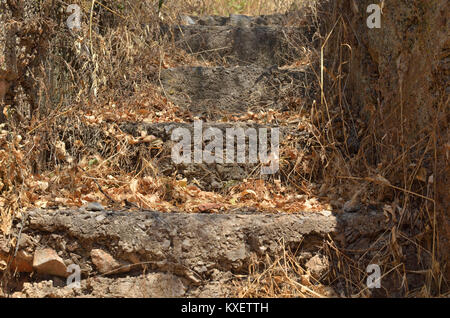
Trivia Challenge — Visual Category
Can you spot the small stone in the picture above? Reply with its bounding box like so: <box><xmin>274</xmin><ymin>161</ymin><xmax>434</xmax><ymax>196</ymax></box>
<box><xmin>0</xmin><ymin>249</ymin><xmax>34</xmax><ymax>273</ymax></box>
<box><xmin>33</xmin><ymin>248</ymin><xmax>68</xmax><ymax>277</ymax></box>
<box><xmin>91</xmin><ymin>249</ymin><xmax>130</xmax><ymax>275</ymax></box>
<box><xmin>15</xmin><ymin>250</ymin><xmax>34</xmax><ymax>272</ymax></box>
<box><xmin>95</xmin><ymin>214</ymin><xmax>106</xmax><ymax>222</ymax></box>
<box><xmin>84</xmin><ymin>202</ymin><xmax>105</xmax><ymax>211</ymax></box>
<box><xmin>305</xmin><ymin>255</ymin><xmax>329</xmax><ymax>279</ymax></box>
<box><xmin>181</xmin><ymin>15</ymin><xmax>195</xmax><ymax>25</ymax></box>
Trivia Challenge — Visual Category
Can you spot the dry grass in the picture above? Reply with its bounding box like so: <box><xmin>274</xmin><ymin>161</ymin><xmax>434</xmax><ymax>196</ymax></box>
<box><xmin>310</xmin><ymin>0</ymin><xmax>449</xmax><ymax>297</ymax></box>
<box><xmin>163</xmin><ymin>0</ymin><xmax>304</xmax><ymax>16</ymax></box>
<box><xmin>232</xmin><ymin>240</ymin><xmax>336</xmax><ymax>298</ymax></box>
<box><xmin>0</xmin><ymin>0</ymin><xmax>447</xmax><ymax>297</ymax></box>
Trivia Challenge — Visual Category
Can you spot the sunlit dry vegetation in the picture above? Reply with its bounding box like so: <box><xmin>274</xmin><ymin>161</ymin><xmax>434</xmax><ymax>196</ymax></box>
<box><xmin>0</xmin><ymin>0</ymin><xmax>447</xmax><ymax>297</ymax></box>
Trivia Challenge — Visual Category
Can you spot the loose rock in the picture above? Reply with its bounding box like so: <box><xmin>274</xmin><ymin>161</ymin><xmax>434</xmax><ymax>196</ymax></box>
<box><xmin>33</xmin><ymin>248</ymin><xmax>68</xmax><ymax>277</ymax></box>
<box><xmin>91</xmin><ymin>249</ymin><xmax>130</xmax><ymax>275</ymax></box>
<box><xmin>305</xmin><ymin>255</ymin><xmax>330</xmax><ymax>279</ymax></box>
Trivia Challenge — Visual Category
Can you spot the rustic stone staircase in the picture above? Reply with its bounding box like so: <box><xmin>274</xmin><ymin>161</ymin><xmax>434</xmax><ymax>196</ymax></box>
<box><xmin>0</xmin><ymin>13</ymin><xmax>388</xmax><ymax>298</ymax></box>
<box><xmin>162</xmin><ymin>13</ymin><xmax>315</xmax><ymax>66</ymax></box>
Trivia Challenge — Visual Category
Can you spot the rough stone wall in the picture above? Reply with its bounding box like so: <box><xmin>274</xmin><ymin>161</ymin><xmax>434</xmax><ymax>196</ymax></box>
<box><xmin>323</xmin><ymin>0</ymin><xmax>448</xmax><ymax>283</ymax></box>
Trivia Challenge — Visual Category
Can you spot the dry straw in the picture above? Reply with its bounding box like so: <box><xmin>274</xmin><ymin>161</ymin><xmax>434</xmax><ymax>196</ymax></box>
<box><xmin>0</xmin><ymin>0</ymin><xmax>447</xmax><ymax>297</ymax></box>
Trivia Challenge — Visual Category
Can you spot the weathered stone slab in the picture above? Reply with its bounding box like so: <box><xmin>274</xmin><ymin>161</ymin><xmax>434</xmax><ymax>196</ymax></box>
<box><xmin>180</xmin><ymin>13</ymin><xmax>289</xmax><ymax>27</ymax></box>
<box><xmin>163</xmin><ymin>25</ymin><xmax>314</xmax><ymax>66</ymax></box>
<box><xmin>1</xmin><ymin>208</ymin><xmax>388</xmax><ymax>297</ymax></box>
<box><xmin>14</xmin><ymin>273</ymin><xmax>188</xmax><ymax>298</ymax></box>
<box><xmin>161</xmin><ymin>66</ymin><xmax>316</xmax><ymax>118</ymax></box>
<box><xmin>58</xmin><ymin>121</ymin><xmax>313</xmax><ymax>190</ymax></box>
<box><xmin>4</xmin><ymin>209</ymin><xmax>387</xmax><ymax>274</ymax></box>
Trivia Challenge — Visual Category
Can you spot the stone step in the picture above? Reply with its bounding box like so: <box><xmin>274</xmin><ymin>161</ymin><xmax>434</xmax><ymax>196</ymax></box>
<box><xmin>180</xmin><ymin>13</ymin><xmax>289</xmax><ymax>27</ymax></box>
<box><xmin>58</xmin><ymin>121</ymin><xmax>314</xmax><ymax>191</ymax></box>
<box><xmin>162</xmin><ymin>24</ymin><xmax>315</xmax><ymax>66</ymax></box>
<box><xmin>1</xmin><ymin>208</ymin><xmax>389</xmax><ymax>297</ymax></box>
<box><xmin>160</xmin><ymin>66</ymin><xmax>317</xmax><ymax>119</ymax></box>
